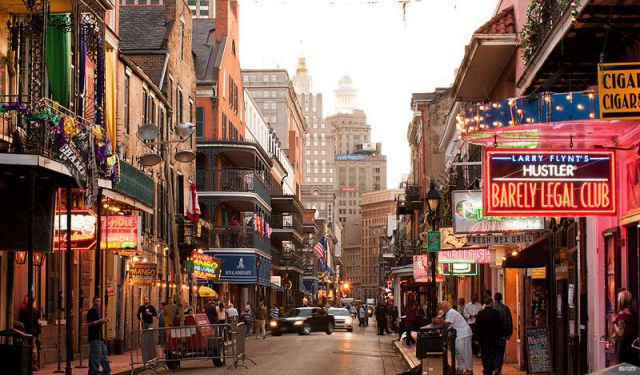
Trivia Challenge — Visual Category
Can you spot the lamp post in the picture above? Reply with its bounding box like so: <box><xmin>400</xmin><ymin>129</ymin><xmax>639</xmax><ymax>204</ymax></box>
<box><xmin>425</xmin><ymin>181</ymin><xmax>441</xmax><ymax>320</ymax></box>
<box><xmin>137</xmin><ymin>121</ymin><xmax>196</xmax><ymax>324</ymax></box>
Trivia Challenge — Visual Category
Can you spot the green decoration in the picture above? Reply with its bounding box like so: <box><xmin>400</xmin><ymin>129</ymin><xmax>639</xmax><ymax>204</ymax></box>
<box><xmin>46</xmin><ymin>14</ymin><xmax>72</xmax><ymax>107</ymax></box>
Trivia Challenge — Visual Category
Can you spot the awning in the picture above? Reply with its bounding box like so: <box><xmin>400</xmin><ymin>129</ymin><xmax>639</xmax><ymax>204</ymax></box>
<box><xmin>211</xmin><ymin>252</ymin><xmax>271</xmax><ymax>285</ymax></box>
<box><xmin>502</xmin><ymin>233</ymin><xmax>549</xmax><ymax>269</ymax></box>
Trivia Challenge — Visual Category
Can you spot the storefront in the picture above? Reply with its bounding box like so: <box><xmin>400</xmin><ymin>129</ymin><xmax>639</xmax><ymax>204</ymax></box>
<box><xmin>210</xmin><ymin>251</ymin><xmax>271</xmax><ymax>308</ymax></box>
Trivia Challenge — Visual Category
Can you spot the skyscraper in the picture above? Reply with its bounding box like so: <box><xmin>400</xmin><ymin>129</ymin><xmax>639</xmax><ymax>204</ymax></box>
<box><xmin>294</xmin><ymin>57</ymin><xmax>336</xmax><ymax>222</ymax></box>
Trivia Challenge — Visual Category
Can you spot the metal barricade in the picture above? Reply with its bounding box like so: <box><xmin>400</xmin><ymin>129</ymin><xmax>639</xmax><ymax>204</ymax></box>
<box><xmin>126</xmin><ymin>322</ymin><xmax>234</xmax><ymax>373</ymax></box>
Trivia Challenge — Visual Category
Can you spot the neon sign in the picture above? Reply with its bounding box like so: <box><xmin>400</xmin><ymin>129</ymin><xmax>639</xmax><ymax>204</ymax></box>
<box><xmin>439</xmin><ymin>249</ymin><xmax>491</xmax><ymax>264</ymax></box>
<box><xmin>191</xmin><ymin>252</ymin><xmax>222</xmax><ymax>281</ymax></box>
<box><xmin>100</xmin><ymin>216</ymin><xmax>140</xmax><ymax>250</ymax></box>
<box><xmin>53</xmin><ymin>210</ymin><xmax>97</xmax><ymax>251</ymax></box>
<box><xmin>129</xmin><ymin>263</ymin><xmax>157</xmax><ymax>284</ymax></box>
<box><xmin>484</xmin><ymin>148</ymin><xmax>616</xmax><ymax>216</ymax></box>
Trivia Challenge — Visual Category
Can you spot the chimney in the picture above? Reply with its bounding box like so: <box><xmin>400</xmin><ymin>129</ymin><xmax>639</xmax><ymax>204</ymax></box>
<box><xmin>215</xmin><ymin>0</ymin><xmax>238</xmax><ymax>41</ymax></box>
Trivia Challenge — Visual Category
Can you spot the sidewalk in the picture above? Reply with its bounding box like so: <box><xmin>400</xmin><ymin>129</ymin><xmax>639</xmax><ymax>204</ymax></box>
<box><xmin>393</xmin><ymin>339</ymin><xmax>525</xmax><ymax>374</ymax></box>
<box><xmin>37</xmin><ymin>353</ymin><xmax>137</xmax><ymax>375</ymax></box>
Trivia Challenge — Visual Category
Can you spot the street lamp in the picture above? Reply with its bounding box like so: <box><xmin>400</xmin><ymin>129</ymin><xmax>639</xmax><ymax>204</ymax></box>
<box><xmin>136</xmin><ymin>122</ymin><xmax>197</xmax><ymax>322</ymax></box>
<box><xmin>425</xmin><ymin>181</ymin><xmax>441</xmax><ymax>320</ymax></box>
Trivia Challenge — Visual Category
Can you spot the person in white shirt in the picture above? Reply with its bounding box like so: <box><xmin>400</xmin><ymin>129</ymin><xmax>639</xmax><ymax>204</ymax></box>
<box><xmin>226</xmin><ymin>303</ymin><xmax>239</xmax><ymax>323</ymax></box>
<box><xmin>463</xmin><ymin>293</ymin><xmax>482</xmax><ymax>356</ymax></box>
<box><xmin>434</xmin><ymin>300</ymin><xmax>473</xmax><ymax>373</ymax></box>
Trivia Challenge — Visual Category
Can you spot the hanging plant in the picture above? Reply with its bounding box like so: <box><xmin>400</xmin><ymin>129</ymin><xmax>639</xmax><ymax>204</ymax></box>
<box><xmin>520</xmin><ymin>0</ymin><xmax>574</xmax><ymax>64</ymax></box>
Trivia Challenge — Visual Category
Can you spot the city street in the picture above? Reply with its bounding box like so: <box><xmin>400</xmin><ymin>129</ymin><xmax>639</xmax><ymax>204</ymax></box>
<box><xmin>139</xmin><ymin>323</ymin><xmax>407</xmax><ymax>375</ymax></box>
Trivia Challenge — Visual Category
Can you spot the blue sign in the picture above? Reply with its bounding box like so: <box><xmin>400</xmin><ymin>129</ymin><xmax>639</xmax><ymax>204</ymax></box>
<box><xmin>336</xmin><ymin>154</ymin><xmax>367</xmax><ymax>161</ymax></box>
<box><xmin>212</xmin><ymin>252</ymin><xmax>271</xmax><ymax>285</ymax></box>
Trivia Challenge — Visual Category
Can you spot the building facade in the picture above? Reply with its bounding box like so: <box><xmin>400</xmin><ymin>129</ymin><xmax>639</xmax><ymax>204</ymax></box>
<box><xmin>359</xmin><ymin>189</ymin><xmax>403</xmax><ymax>300</ymax></box>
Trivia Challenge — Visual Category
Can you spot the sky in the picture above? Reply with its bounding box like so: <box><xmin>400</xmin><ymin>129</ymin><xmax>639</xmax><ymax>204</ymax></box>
<box><xmin>238</xmin><ymin>0</ymin><xmax>497</xmax><ymax>188</ymax></box>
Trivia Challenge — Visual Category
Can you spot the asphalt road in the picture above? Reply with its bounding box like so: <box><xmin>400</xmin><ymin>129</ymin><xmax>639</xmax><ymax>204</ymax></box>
<box><xmin>143</xmin><ymin>320</ymin><xmax>408</xmax><ymax>375</ymax></box>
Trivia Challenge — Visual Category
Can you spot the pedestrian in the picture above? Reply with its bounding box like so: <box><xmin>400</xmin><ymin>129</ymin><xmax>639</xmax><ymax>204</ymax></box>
<box><xmin>612</xmin><ymin>291</ymin><xmax>640</xmax><ymax>365</ymax></box>
<box><xmin>414</xmin><ymin>300</ymin><xmax>425</xmax><ymax>328</ymax></box>
<box><xmin>364</xmin><ymin>305</ymin><xmax>370</xmax><ymax>327</ymax></box>
<box><xmin>434</xmin><ymin>300</ymin><xmax>473</xmax><ymax>374</ymax></box>
<box><xmin>255</xmin><ymin>302</ymin><xmax>267</xmax><ymax>339</ymax></box>
<box><xmin>476</xmin><ymin>297</ymin><xmax>504</xmax><ymax>375</ymax></box>
<box><xmin>403</xmin><ymin>303</ymin><xmax>416</xmax><ymax>346</ymax></box>
<box><xmin>239</xmin><ymin>305</ymin><xmax>254</xmax><ymax>338</ymax></box>
<box><xmin>463</xmin><ymin>293</ymin><xmax>482</xmax><ymax>356</ymax></box>
<box><xmin>217</xmin><ymin>301</ymin><xmax>227</xmax><ymax>324</ymax></box>
<box><xmin>18</xmin><ymin>295</ymin><xmax>41</xmax><ymax>371</ymax></box>
<box><xmin>350</xmin><ymin>304</ymin><xmax>357</xmax><ymax>318</ymax></box>
<box><xmin>226</xmin><ymin>303</ymin><xmax>239</xmax><ymax>323</ymax></box>
<box><xmin>385</xmin><ymin>303</ymin><xmax>394</xmax><ymax>334</ymax></box>
<box><xmin>375</xmin><ymin>303</ymin><xmax>387</xmax><ymax>335</ymax></box>
<box><xmin>163</xmin><ymin>296</ymin><xmax>179</xmax><ymax>327</ymax></box>
<box><xmin>87</xmin><ymin>296</ymin><xmax>111</xmax><ymax>375</ymax></box>
<box><xmin>270</xmin><ymin>305</ymin><xmax>280</xmax><ymax>320</ymax></box>
<box><xmin>158</xmin><ymin>302</ymin><xmax>166</xmax><ymax>345</ymax></box>
<box><xmin>137</xmin><ymin>297</ymin><xmax>157</xmax><ymax>330</ymax></box>
<box><xmin>357</xmin><ymin>304</ymin><xmax>366</xmax><ymax>327</ymax></box>
<box><xmin>205</xmin><ymin>299</ymin><xmax>218</xmax><ymax>324</ymax></box>
<box><xmin>492</xmin><ymin>292</ymin><xmax>513</xmax><ymax>374</ymax></box>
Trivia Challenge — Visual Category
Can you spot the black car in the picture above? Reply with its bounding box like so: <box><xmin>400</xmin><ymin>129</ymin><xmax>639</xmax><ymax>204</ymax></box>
<box><xmin>270</xmin><ymin>307</ymin><xmax>335</xmax><ymax>336</ymax></box>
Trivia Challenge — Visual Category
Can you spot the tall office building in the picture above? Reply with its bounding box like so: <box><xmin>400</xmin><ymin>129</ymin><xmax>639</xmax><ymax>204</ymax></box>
<box><xmin>328</xmin><ymin>76</ymin><xmax>387</xmax><ymax>289</ymax></box>
<box><xmin>293</xmin><ymin>57</ymin><xmax>336</xmax><ymax>222</ymax></box>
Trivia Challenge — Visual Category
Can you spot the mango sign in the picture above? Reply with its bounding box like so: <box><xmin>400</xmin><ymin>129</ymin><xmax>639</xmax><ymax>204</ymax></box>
<box><xmin>483</xmin><ymin>149</ymin><xmax>616</xmax><ymax>217</ymax></box>
<box><xmin>129</xmin><ymin>263</ymin><xmax>157</xmax><ymax>285</ymax></box>
<box><xmin>598</xmin><ymin>62</ymin><xmax>640</xmax><ymax>120</ymax></box>
<box><xmin>191</xmin><ymin>252</ymin><xmax>222</xmax><ymax>281</ymax></box>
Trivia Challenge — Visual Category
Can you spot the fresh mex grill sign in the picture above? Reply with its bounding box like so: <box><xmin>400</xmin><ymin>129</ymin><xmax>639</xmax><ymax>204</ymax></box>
<box><xmin>484</xmin><ymin>149</ymin><xmax>616</xmax><ymax>216</ymax></box>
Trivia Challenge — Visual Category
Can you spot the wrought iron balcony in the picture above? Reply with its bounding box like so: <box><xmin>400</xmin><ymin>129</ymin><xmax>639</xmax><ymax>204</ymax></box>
<box><xmin>196</xmin><ymin>169</ymin><xmax>271</xmax><ymax>205</ymax></box>
<box><xmin>271</xmin><ymin>214</ymin><xmax>304</xmax><ymax>236</ymax></box>
<box><xmin>404</xmin><ymin>184</ymin><xmax>422</xmax><ymax>202</ymax></box>
<box><xmin>177</xmin><ymin>217</ymin><xmax>210</xmax><ymax>249</ymax></box>
<box><xmin>209</xmin><ymin>226</ymin><xmax>271</xmax><ymax>254</ymax></box>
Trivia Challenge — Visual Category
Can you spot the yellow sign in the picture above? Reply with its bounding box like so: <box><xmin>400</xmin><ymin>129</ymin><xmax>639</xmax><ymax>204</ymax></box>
<box><xmin>598</xmin><ymin>62</ymin><xmax>640</xmax><ymax>120</ymax></box>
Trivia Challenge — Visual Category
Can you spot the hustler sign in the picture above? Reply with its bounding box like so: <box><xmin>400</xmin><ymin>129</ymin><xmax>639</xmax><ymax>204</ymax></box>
<box><xmin>483</xmin><ymin>149</ymin><xmax>616</xmax><ymax>216</ymax></box>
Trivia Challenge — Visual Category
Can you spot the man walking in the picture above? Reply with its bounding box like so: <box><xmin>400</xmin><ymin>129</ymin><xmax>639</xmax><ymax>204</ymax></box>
<box><xmin>434</xmin><ymin>301</ymin><xmax>473</xmax><ymax>374</ymax></box>
<box><xmin>463</xmin><ymin>293</ymin><xmax>482</xmax><ymax>356</ymax></box>
<box><xmin>87</xmin><ymin>297</ymin><xmax>111</xmax><ymax>375</ymax></box>
<box><xmin>476</xmin><ymin>297</ymin><xmax>504</xmax><ymax>375</ymax></box>
<box><xmin>163</xmin><ymin>297</ymin><xmax>179</xmax><ymax>327</ymax></box>
<box><xmin>375</xmin><ymin>303</ymin><xmax>387</xmax><ymax>335</ymax></box>
<box><xmin>255</xmin><ymin>302</ymin><xmax>267</xmax><ymax>339</ymax></box>
<box><xmin>358</xmin><ymin>305</ymin><xmax>366</xmax><ymax>327</ymax></box>
<box><xmin>492</xmin><ymin>292</ymin><xmax>513</xmax><ymax>374</ymax></box>
<box><xmin>137</xmin><ymin>297</ymin><xmax>157</xmax><ymax>329</ymax></box>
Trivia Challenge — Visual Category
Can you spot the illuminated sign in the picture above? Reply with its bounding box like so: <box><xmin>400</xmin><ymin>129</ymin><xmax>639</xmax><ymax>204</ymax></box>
<box><xmin>440</xmin><ymin>227</ymin><xmax>482</xmax><ymax>250</ymax></box>
<box><xmin>129</xmin><ymin>263</ymin><xmax>157</xmax><ymax>284</ymax></box>
<box><xmin>465</xmin><ymin>232</ymin><xmax>540</xmax><ymax>246</ymax></box>
<box><xmin>413</xmin><ymin>255</ymin><xmax>445</xmax><ymax>282</ymax></box>
<box><xmin>484</xmin><ymin>148</ymin><xmax>616</xmax><ymax>216</ymax></box>
<box><xmin>54</xmin><ymin>210</ymin><xmax>97</xmax><ymax>251</ymax></box>
<box><xmin>452</xmin><ymin>190</ymin><xmax>544</xmax><ymax>233</ymax></box>
<box><xmin>439</xmin><ymin>249</ymin><xmax>491</xmax><ymax>264</ymax></box>
<box><xmin>191</xmin><ymin>252</ymin><xmax>222</xmax><ymax>281</ymax></box>
<box><xmin>270</xmin><ymin>276</ymin><xmax>282</xmax><ymax>288</ymax></box>
<box><xmin>336</xmin><ymin>154</ymin><xmax>367</xmax><ymax>161</ymax></box>
<box><xmin>598</xmin><ymin>62</ymin><xmax>640</xmax><ymax>120</ymax></box>
<box><xmin>100</xmin><ymin>216</ymin><xmax>140</xmax><ymax>250</ymax></box>
<box><xmin>439</xmin><ymin>263</ymin><xmax>478</xmax><ymax>276</ymax></box>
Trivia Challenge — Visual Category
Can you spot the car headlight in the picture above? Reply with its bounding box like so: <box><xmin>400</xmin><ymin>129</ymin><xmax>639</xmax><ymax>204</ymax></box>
<box><xmin>270</xmin><ymin>321</ymin><xmax>278</xmax><ymax>327</ymax></box>
<box><xmin>294</xmin><ymin>320</ymin><xmax>303</xmax><ymax>326</ymax></box>
<box><xmin>345</xmin><ymin>317</ymin><xmax>352</xmax><ymax>325</ymax></box>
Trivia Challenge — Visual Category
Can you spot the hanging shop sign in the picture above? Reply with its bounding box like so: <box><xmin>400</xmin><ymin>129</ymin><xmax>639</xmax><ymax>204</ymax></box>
<box><xmin>484</xmin><ymin>148</ymin><xmax>616</xmax><ymax>217</ymax></box>
<box><xmin>427</xmin><ymin>231</ymin><xmax>441</xmax><ymax>252</ymax></box>
<box><xmin>270</xmin><ymin>276</ymin><xmax>282</xmax><ymax>288</ymax></box>
<box><xmin>439</xmin><ymin>263</ymin><xmax>478</xmax><ymax>276</ymax></box>
<box><xmin>439</xmin><ymin>227</ymin><xmax>482</xmax><ymax>250</ymax></box>
<box><xmin>412</xmin><ymin>255</ymin><xmax>445</xmax><ymax>282</ymax></box>
<box><xmin>465</xmin><ymin>232</ymin><xmax>540</xmax><ymax>246</ymax></box>
<box><xmin>453</xmin><ymin>190</ymin><xmax>544</xmax><ymax>233</ymax></box>
<box><xmin>100</xmin><ymin>216</ymin><xmax>140</xmax><ymax>250</ymax></box>
<box><xmin>597</xmin><ymin>62</ymin><xmax>640</xmax><ymax>120</ymax></box>
<box><xmin>53</xmin><ymin>210</ymin><xmax>97</xmax><ymax>251</ymax></box>
<box><xmin>439</xmin><ymin>249</ymin><xmax>491</xmax><ymax>264</ymax></box>
<box><xmin>191</xmin><ymin>252</ymin><xmax>222</xmax><ymax>281</ymax></box>
<box><xmin>129</xmin><ymin>263</ymin><xmax>157</xmax><ymax>285</ymax></box>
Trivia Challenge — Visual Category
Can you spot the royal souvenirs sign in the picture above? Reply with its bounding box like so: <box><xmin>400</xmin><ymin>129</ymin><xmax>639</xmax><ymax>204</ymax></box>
<box><xmin>598</xmin><ymin>62</ymin><xmax>640</xmax><ymax>120</ymax></box>
<box><xmin>483</xmin><ymin>148</ymin><xmax>616</xmax><ymax>217</ymax></box>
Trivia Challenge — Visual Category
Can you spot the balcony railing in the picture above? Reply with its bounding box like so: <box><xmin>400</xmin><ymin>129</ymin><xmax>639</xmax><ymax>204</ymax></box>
<box><xmin>404</xmin><ymin>184</ymin><xmax>421</xmax><ymax>202</ymax></box>
<box><xmin>271</xmin><ymin>214</ymin><xmax>303</xmax><ymax>235</ymax></box>
<box><xmin>520</xmin><ymin>0</ymin><xmax>570</xmax><ymax>64</ymax></box>
<box><xmin>177</xmin><ymin>218</ymin><xmax>210</xmax><ymax>249</ymax></box>
<box><xmin>209</xmin><ymin>226</ymin><xmax>271</xmax><ymax>254</ymax></box>
<box><xmin>196</xmin><ymin>169</ymin><xmax>271</xmax><ymax>204</ymax></box>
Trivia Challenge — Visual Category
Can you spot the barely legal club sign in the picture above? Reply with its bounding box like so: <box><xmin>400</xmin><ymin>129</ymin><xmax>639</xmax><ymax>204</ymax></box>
<box><xmin>483</xmin><ymin>149</ymin><xmax>616</xmax><ymax>216</ymax></box>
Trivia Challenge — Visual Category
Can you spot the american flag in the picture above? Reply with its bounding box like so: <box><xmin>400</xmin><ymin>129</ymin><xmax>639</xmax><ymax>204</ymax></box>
<box><xmin>314</xmin><ymin>237</ymin><xmax>325</xmax><ymax>265</ymax></box>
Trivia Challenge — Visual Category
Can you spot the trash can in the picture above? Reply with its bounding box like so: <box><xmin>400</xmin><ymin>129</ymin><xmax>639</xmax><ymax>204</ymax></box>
<box><xmin>416</xmin><ymin>324</ymin><xmax>446</xmax><ymax>359</ymax></box>
<box><xmin>0</xmin><ymin>328</ymin><xmax>33</xmax><ymax>375</ymax></box>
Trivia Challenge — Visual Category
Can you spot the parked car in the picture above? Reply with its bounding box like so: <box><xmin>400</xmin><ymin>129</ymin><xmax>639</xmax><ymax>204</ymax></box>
<box><xmin>328</xmin><ymin>308</ymin><xmax>353</xmax><ymax>332</ymax></box>
<box><xmin>270</xmin><ymin>307</ymin><xmax>335</xmax><ymax>336</ymax></box>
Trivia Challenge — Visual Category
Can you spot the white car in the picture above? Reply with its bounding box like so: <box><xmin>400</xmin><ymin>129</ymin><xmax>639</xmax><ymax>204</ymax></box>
<box><xmin>328</xmin><ymin>308</ymin><xmax>353</xmax><ymax>332</ymax></box>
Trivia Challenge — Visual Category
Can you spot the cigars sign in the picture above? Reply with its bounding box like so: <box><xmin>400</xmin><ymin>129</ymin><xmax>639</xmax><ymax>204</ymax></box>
<box><xmin>483</xmin><ymin>149</ymin><xmax>616</xmax><ymax>216</ymax></box>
